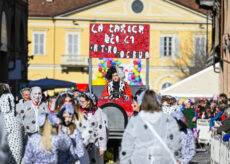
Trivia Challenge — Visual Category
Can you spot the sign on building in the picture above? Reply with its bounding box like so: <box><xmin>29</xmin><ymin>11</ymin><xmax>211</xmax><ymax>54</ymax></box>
<box><xmin>89</xmin><ymin>23</ymin><xmax>149</xmax><ymax>59</ymax></box>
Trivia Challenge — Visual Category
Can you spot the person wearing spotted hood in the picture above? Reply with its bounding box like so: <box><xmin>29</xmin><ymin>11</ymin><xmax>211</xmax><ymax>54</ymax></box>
<box><xmin>0</xmin><ymin>83</ymin><xmax>23</xmax><ymax>164</ymax></box>
<box><xmin>57</xmin><ymin>104</ymin><xmax>85</xmax><ymax>163</ymax></box>
<box><xmin>20</xmin><ymin>86</ymin><xmax>50</xmax><ymax>136</ymax></box>
<box><xmin>79</xmin><ymin>92</ymin><xmax>107</xmax><ymax>164</ymax></box>
<box><xmin>120</xmin><ymin>90</ymin><xmax>181</xmax><ymax>164</ymax></box>
<box><xmin>171</xmin><ymin>111</ymin><xmax>195</xmax><ymax>164</ymax></box>
<box><xmin>101</xmin><ymin>66</ymin><xmax>132</xmax><ymax>100</ymax></box>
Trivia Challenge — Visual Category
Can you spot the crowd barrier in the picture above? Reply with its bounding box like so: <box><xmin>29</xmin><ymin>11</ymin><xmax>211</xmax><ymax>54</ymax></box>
<box><xmin>197</xmin><ymin>119</ymin><xmax>230</xmax><ymax>163</ymax></box>
<box><xmin>210</xmin><ymin>128</ymin><xmax>230</xmax><ymax>164</ymax></box>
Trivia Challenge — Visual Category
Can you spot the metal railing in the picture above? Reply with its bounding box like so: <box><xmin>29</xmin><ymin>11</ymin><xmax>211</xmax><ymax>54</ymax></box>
<box><xmin>61</xmin><ymin>55</ymin><xmax>88</xmax><ymax>66</ymax></box>
<box><xmin>210</xmin><ymin>127</ymin><xmax>230</xmax><ymax>164</ymax></box>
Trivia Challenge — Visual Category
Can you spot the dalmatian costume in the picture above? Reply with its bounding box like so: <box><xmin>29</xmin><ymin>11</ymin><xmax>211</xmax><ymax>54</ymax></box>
<box><xmin>0</xmin><ymin>93</ymin><xmax>23</xmax><ymax>164</ymax></box>
<box><xmin>20</xmin><ymin>87</ymin><xmax>50</xmax><ymax>135</ymax></box>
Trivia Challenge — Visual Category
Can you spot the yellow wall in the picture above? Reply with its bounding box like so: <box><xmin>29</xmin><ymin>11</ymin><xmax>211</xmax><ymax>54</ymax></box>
<box><xmin>28</xmin><ymin>0</ymin><xmax>212</xmax><ymax>94</ymax></box>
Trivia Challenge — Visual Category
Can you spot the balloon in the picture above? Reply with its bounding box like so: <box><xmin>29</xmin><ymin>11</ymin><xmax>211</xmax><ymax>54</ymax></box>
<box><xmin>138</xmin><ymin>63</ymin><xmax>141</xmax><ymax>67</ymax></box>
<box><xmin>128</xmin><ymin>76</ymin><xmax>132</xmax><ymax>81</ymax></box>
<box><xmin>135</xmin><ymin>72</ymin><xmax>140</xmax><ymax>77</ymax></box>
<box><xmin>98</xmin><ymin>63</ymin><xmax>102</xmax><ymax>67</ymax></box>
<box><xmin>109</xmin><ymin>58</ymin><xmax>113</xmax><ymax>61</ymax></box>
<box><xmin>137</xmin><ymin>67</ymin><xmax>141</xmax><ymax>72</ymax></box>
<box><xmin>92</xmin><ymin>78</ymin><xmax>107</xmax><ymax>85</ymax></box>
<box><xmin>133</xmin><ymin>60</ymin><xmax>138</xmax><ymax>65</ymax></box>
<box><xmin>103</xmin><ymin>62</ymin><xmax>107</xmax><ymax>68</ymax></box>
<box><xmin>102</xmin><ymin>72</ymin><xmax>106</xmax><ymax>77</ymax></box>
<box><xmin>136</xmin><ymin>82</ymin><xmax>140</xmax><ymax>85</ymax></box>
<box><xmin>140</xmin><ymin>82</ymin><xmax>143</xmax><ymax>86</ymax></box>
<box><xmin>104</xmin><ymin>58</ymin><xmax>108</xmax><ymax>62</ymax></box>
<box><xmin>134</xmin><ymin>65</ymin><xmax>138</xmax><ymax>69</ymax></box>
<box><xmin>139</xmin><ymin>78</ymin><xmax>142</xmax><ymax>82</ymax></box>
<box><xmin>111</xmin><ymin>62</ymin><xmax>116</xmax><ymax>66</ymax></box>
<box><xmin>117</xmin><ymin>61</ymin><xmax>121</xmax><ymax>66</ymax></box>
<box><xmin>107</xmin><ymin>63</ymin><xmax>111</xmax><ymax>68</ymax></box>
<box><xmin>135</xmin><ymin>77</ymin><xmax>140</xmax><ymax>81</ymax></box>
<box><xmin>96</xmin><ymin>72</ymin><xmax>102</xmax><ymax>78</ymax></box>
<box><xmin>128</xmin><ymin>73</ymin><xmax>133</xmax><ymax>77</ymax></box>
<box><xmin>100</xmin><ymin>60</ymin><xmax>104</xmax><ymax>64</ymax></box>
<box><xmin>114</xmin><ymin>58</ymin><xmax>118</xmax><ymax>62</ymax></box>
<box><xmin>130</xmin><ymin>82</ymin><xmax>135</xmax><ymax>85</ymax></box>
<box><xmin>138</xmin><ymin>59</ymin><xmax>141</xmax><ymax>64</ymax></box>
<box><xmin>131</xmin><ymin>74</ymin><xmax>135</xmax><ymax>79</ymax></box>
<box><xmin>98</xmin><ymin>67</ymin><xmax>102</xmax><ymax>72</ymax></box>
<box><xmin>99</xmin><ymin>58</ymin><xmax>103</xmax><ymax>60</ymax></box>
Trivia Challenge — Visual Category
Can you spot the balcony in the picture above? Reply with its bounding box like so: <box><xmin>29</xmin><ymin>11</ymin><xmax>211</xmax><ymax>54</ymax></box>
<box><xmin>61</xmin><ymin>55</ymin><xmax>88</xmax><ymax>67</ymax></box>
<box><xmin>61</xmin><ymin>55</ymin><xmax>88</xmax><ymax>72</ymax></box>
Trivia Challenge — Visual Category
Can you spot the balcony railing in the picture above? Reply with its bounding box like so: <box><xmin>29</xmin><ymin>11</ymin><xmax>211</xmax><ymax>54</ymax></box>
<box><xmin>61</xmin><ymin>55</ymin><xmax>88</xmax><ymax>67</ymax></box>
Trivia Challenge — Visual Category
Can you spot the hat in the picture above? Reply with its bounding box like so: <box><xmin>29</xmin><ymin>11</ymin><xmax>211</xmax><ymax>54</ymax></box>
<box><xmin>60</xmin><ymin>104</ymin><xmax>75</xmax><ymax>114</ymax></box>
<box><xmin>38</xmin><ymin>113</ymin><xmax>59</xmax><ymax>127</ymax></box>
<box><xmin>137</xmin><ymin>90</ymin><xmax>146</xmax><ymax>106</ymax></box>
<box><xmin>106</xmin><ymin>66</ymin><xmax>125</xmax><ymax>81</ymax></box>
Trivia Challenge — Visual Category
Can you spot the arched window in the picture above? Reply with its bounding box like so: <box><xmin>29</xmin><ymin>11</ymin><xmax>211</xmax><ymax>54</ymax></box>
<box><xmin>161</xmin><ymin>82</ymin><xmax>172</xmax><ymax>90</ymax></box>
<box><xmin>1</xmin><ymin>11</ymin><xmax>7</xmax><ymax>52</ymax></box>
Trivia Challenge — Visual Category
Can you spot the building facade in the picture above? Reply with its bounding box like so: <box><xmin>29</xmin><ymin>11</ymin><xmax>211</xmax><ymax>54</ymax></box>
<box><xmin>0</xmin><ymin>0</ymin><xmax>28</xmax><ymax>96</ymax></box>
<box><xmin>28</xmin><ymin>0</ymin><xmax>212</xmax><ymax>93</ymax></box>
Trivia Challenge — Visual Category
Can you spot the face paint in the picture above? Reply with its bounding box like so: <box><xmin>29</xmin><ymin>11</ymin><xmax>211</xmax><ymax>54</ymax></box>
<box><xmin>31</xmin><ymin>87</ymin><xmax>42</xmax><ymax>105</ymax></box>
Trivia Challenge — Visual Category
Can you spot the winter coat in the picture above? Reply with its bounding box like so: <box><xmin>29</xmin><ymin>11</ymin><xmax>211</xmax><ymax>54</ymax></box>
<box><xmin>0</xmin><ymin>93</ymin><xmax>23</xmax><ymax>164</ymax></box>
<box><xmin>20</xmin><ymin>101</ymin><xmax>50</xmax><ymax>134</ymax></box>
<box><xmin>24</xmin><ymin>132</ymin><xmax>72</xmax><ymax>164</ymax></box>
<box><xmin>120</xmin><ymin>110</ymin><xmax>181</xmax><ymax>164</ymax></box>
<box><xmin>0</xmin><ymin>113</ymin><xmax>9</xmax><ymax>163</ymax></box>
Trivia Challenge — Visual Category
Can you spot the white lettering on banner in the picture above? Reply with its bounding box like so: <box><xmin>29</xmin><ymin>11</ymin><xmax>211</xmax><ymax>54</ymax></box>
<box><xmin>109</xmin><ymin>24</ymin><xmax>114</xmax><ymax>33</ymax></box>
<box><xmin>91</xmin><ymin>24</ymin><xmax>103</xmax><ymax>33</ymax></box>
<box><xmin>132</xmin><ymin>25</ymin><xmax>137</xmax><ymax>34</ymax></box>
<box><xmin>120</xmin><ymin>24</ymin><xmax>126</xmax><ymax>34</ymax></box>
<box><xmin>114</xmin><ymin>25</ymin><xmax>120</xmax><ymax>33</ymax></box>
<box><xmin>139</xmin><ymin>25</ymin><xmax>144</xmax><ymax>34</ymax></box>
<box><xmin>98</xmin><ymin>24</ymin><xmax>103</xmax><ymax>32</ymax></box>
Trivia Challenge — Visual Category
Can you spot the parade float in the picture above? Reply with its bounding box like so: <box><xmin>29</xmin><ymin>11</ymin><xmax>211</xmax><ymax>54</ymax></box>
<box><xmin>89</xmin><ymin>23</ymin><xmax>150</xmax><ymax>139</ymax></box>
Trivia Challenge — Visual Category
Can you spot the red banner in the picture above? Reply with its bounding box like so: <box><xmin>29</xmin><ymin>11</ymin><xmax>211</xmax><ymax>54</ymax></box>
<box><xmin>89</xmin><ymin>23</ymin><xmax>149</xmax><ymax>59</ymax></box>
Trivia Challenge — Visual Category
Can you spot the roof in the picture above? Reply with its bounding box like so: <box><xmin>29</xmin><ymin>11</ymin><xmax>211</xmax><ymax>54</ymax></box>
<box><xmin>28</xmin><ymin>0</ymin><xmax>103</xmax><ymax>17</ymax></box>
<box><xmin>29</xmin><ymin>0</ymin><xmax>211</xmax><ymax>17</ymax></box>
<box><xmin>170</xmin><ymin>0</ymin><xmax>212</xmax><ymax>15</ymax></box>
<box><xmin>160</xmin><ymin>64</ymin><xmax>220</xmax><ymax>98</ymax></box>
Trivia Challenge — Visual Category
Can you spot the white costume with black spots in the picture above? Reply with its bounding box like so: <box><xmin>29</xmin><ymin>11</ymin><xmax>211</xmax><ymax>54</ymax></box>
<box><xmin>0</xmin><ymin>93</ymin><xmax>23</xmax><ymax>164</ymax></box>
<box><xmin>20</xmin><ymin>101</ymin><xmax>50</xmax><ymax>134</ymax></box>
<box><xmin>120</xmin><ymin>111</ymin><xmax>181</xmax><ymax>164</ymax></box>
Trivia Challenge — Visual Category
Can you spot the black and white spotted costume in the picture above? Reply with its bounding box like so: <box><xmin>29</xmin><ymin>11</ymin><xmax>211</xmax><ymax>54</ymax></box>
<box><xmin>0</xmin><ymin>93</ymin><xmax>23</xmax><ymax>164</ymax></box>
<box><xmin>20</xmin><ymin>101</ymin><xmax>50</xmax><ymax>134</ymax></box>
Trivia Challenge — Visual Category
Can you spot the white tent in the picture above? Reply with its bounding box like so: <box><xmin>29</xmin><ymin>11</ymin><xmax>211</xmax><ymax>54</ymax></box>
<box><xmin>160</xmin><ymin>65</ymin><xmax>220</xmax><ymax>98</ymax></box>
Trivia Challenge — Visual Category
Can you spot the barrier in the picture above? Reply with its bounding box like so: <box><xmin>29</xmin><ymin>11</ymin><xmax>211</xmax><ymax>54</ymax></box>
<box><xmin>210</xmin><ymin>129</ymin><xmax>230</xmax><ymax>164</ymax></box>
<box><xmin>197</xmin><ymin>119</ymin><xmax>211</xmax><ymax>144</ymax></box>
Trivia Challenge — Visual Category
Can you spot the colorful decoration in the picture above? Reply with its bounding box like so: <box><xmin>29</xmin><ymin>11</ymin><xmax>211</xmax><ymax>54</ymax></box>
<box><xmin>127</xmin><ymin>59</ymin><xmax>143</xmax><ymax>86</ymax></box>
<box><xmin>95</xmin><ymin>58</ymin><xmax>143</xmax><ymax>86</ymax></box>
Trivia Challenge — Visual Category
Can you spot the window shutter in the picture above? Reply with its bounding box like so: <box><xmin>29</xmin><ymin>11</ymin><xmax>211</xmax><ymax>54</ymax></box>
<box><xmin>160</xmin><ymin>37</ymin><xmax>164</xmax><ymax>57</ymax></box>
<box><xmin>174</xmin><ymin>37</ymin><xmax>179</xmax><ymax>57</ymax></box>
<box><xmin>40</xmin><ymin>34</ymin><xmax>44</xmax><ymax>54</ymax></box>
<box><xmin>34</xmin><ymin>33</ymin><xmax>38</xmax><ymax>54</ymax></box>
<box><xmin>200</xmin><ymin>37</ymin><xmax>205</xmax><ymax>55</ymax></box>
<box><xmin>68</xmin><ymin>34</ymin><xmax>72</xmax><ymax>54</ymax></box>
<box><xmin>73</xmin><ymin>34</ymin><xmax>78</xmax><ymax>55</ymax></box>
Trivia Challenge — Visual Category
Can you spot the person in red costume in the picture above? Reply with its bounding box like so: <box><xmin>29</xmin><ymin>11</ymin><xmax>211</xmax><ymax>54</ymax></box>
<box><xmin>101</xmin><ymin>66</ymin><xmax>132</xmax><ymax>100</ymax></box>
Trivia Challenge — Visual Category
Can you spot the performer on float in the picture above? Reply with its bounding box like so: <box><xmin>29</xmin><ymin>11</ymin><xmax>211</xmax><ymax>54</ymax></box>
<box><xmin>101</xmin><ymin>66</ymin><xmax>132</xmax><ymax>100</ymax></box>
<box><xmin>20</xmin><ymin>86</ymin><xmax>50</xmax><ymax>135</ymax></box>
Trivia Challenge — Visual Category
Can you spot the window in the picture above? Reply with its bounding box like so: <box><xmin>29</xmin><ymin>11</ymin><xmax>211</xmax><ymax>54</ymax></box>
<box><xmin>160</xmin><ymin>36</ymin><xmax>179</xmax><ymax>58</ymax></box>
<box><xmin>161</xmin><ymin>82</ymin><xmax>172</xmax><ymax>90</ymax></box>
<box><xmin>66</xmin><ymin>33</ymin><xmax>79</xmax><ymax>55</ymax></box>
<box><xmin>194</xmin><ymin>36</ymin><xmax>206</xmax><ymax>56</ymax></box>
<box><xmin>32</xmin><ymin>32</ymin><xmax>45</xmax><ymax>55</ymax></box>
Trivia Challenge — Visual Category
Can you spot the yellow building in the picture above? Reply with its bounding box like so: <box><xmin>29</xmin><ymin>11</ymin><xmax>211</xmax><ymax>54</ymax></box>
<box><xmin>28</xmin><ymin>0</ymin><xmax>212</xmax><ymax>93</ymax></box>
